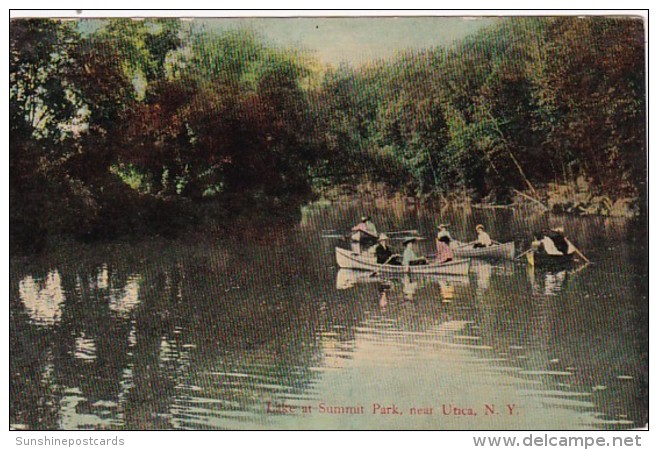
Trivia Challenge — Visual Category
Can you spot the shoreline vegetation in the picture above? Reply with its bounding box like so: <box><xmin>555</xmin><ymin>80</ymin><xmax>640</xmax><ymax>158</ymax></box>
<box><xmin>10</xmin><ymin>17</ymin><xmax>645</xmax><ymax>254</ymax></box>
<box><xmin>313</xmin><ymin>179</ymin><xmax>640</xmax><ymax>219</ymax></box>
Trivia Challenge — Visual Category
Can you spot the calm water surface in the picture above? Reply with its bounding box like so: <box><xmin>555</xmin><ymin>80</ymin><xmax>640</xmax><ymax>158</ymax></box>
<box><xmin>9</xmin><ymin>203</ymin><xmax>648</xmax><ymax>430</ymax></box>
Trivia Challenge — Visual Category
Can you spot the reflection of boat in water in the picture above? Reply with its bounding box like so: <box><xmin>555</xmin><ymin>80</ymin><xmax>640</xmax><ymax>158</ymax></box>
<box><xmin>528</xmin><ymin>266</ymin><xmax>569</xmax><ymax>297</ymax></box>
<box><xmin>336</xmin><ymin>269</ymin><xmax>378</xmax><ymax>290</ymax></box>
<box><xmin>335</xmin><ymin>269</ymin><xmax>469</xmax><ymax>291</ymax></box>
<box><xmin>453</xmin><ymin>241</ymin><xmax>515</xmax><ymax>260</ymax></box>
<box><xmin>401</xmin><ymin>275</ymin><xmax>418</xmax><ymax>300</ymax></box>
<box><xmin>543</xmin><ymin>271</ymin><xmax>568</xmax><ymax>296</ymax></box>
<box><xmin>473</xmin><ymin>261</ymin><xmax>492</xmax><ymax>292</ymax></box>
<box><xmin>335</xmin><ymin>247</ymin><xmax>470</xmax><ymax>275</ymax></box>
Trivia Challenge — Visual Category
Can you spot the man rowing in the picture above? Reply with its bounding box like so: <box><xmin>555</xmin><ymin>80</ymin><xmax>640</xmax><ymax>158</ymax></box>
<box><xmin>351</xmin><ymin>215</ymin><xmax>379</xmax><ymax>245</ymax></box>
<box><xmin>532</xmin><ymin>227</ymin><xmax>576</xmax><ymax>256</ymax></box>
<box><xmin>374</xmin><ymin>233</ymin><xmax>402</xmax><ymax>265</ymax></box>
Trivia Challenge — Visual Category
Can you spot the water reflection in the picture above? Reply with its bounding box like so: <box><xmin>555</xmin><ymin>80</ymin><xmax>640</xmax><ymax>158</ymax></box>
<box><xmin>108</xmin><ymin>275</ymin><xmax>141</xmax><ymax>317</ymax></box>
<box><xmin>401</xmin><ymin>275</ymin><xmax>418</xmax><ymax>301</ymax></box>
<box><xmin>19</xmin><ymin>270</ymin><xmax>65</xmax><ymax>325</ymax></box>
<box><xmin>474</xmin><ymin>261</ymin><xmax>492</xmax><ymax>292</ymax></box>
<box><xmin>527</xmin><ymin>267</ymin><xmax>569</xmax><ymax>297</ymax></box>
<box><xmin>335</xmin><ymin>269</ymin><xmax>376</xmax><ymax>290</ymax></box>
<box><xmin>335</xmin><ymin>268</ymin><xmax>469</xmax><ymax>304</ymax></box>
<box><xmin>10</xmin><ymin>206</ymin><xmax>647</xmax><ymax>430</ymax></box>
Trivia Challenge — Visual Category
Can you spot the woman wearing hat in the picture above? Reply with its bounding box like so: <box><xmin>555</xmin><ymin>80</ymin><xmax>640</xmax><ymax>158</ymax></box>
<box><xmin>402</xmin><ymin>237</ymin><xmax>427</xmax><ymax>268</ymax></box>
<box><xmin>374</xmin><ymin>233</ymin><xmax>402</xmax><ymax>265</ymax></box>
<box><xmin>436</xmin><ymin>224</ymin><xmax>452</xmax><ymax>244</ymax></box>
<box><xmin>435</xmin><ymin>234</ymin><xmax>454</xmax><ymax>263</ymax></box>
<box><xmin>473</xmin><ymin>224</ymin><xmax>493</xmax><ymax>248</ymax></box>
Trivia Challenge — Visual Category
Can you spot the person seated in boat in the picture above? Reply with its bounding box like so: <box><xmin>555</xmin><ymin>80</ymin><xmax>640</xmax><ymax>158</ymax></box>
<box><xmin>374</xmin><ymin>233</ymin><xmax>402</xmax><ymax>265</ymax></box>
<box><xmin>435</xmin><ymin>235</ymin><xmax>454</xmax><ymax>263</ymax></box>
<box><xmin>351</xmin><ymin>215</ymin><xmax>378</xmax><ymax>237</ymax></box>
<box><xmin>436</xmin><ymin>224</ymin><xmax>452</xmax><ymax>244</ymax></box>
<box><xmin>532</xmin><ymin>228</ymin><xmax>575</xmax><ymax>256</ymax></box>
<box><xmin>530</xmin><ymin>232</ymin><xmax>542</xmax><ymax>251</ymax></box>
<box><xmin>543</xmin><ymin>227</ymin><xmax>573</xmax><ymax>255</ymax></box>
<box><xmin>532</xmin><ymin>231</ymin><xmax>559</xmax><ymax>255</ymax></box>
<box><xmin>402</xmin><ymin>237</ymin><xmax>428</xmax><ymax>267</ymax></box>
<box><xmin>473</xmin><ymin>224</ymin><xmax>493</xmax><ymax>248</ymax></box>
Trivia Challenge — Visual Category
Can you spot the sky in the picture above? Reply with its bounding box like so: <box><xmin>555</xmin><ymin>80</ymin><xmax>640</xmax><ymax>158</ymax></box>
<box><xmin>191</xmin><ymin>17</ymin><xmax>498</xmax><ymax>66</ymax></box>
<box><xmin>72</xmin><ymin>15</ymin><xmax>498</xmax><ymax>66</ymax></box>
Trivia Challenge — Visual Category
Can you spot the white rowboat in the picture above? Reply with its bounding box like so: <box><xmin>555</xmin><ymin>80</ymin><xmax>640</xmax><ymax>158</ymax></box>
<box><xmin>335</xmin><ymin>247</ymin><xmax>470</xmax><ymax>275</ymax></box>
<box><xmin>452</xmin><ymin>241</ymin><xmax>515</xmax><ymax>260</ymax></box>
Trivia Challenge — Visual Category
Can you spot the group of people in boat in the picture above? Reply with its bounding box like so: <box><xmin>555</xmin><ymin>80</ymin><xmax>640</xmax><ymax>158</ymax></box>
<box><xmin>353</xmin><ymin>215</ymin><xmax>576</xmax><ymax>265</ymax></box>
<box><xmin>374</xmin><ymin>233</ymin><xmax>428</xmax><ymax>267</ymax></box>
<box><xmin>368</xmin><ymin>221</ymin><xmax>494</xmax><ymax>267</ymax></box>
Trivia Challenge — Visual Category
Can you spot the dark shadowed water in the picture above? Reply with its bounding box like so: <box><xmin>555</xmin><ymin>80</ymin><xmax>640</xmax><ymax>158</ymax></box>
<box><xmin>9</xmin><ymin>202</ymin><xmax>648</xmax><ymax>430</ymax></box>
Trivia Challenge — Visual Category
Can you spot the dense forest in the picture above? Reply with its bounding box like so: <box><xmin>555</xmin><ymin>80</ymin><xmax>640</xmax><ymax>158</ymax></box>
<box><xmin>10</xmin><ymin>17</ymin><xmax>646</xmax><ymax>252</ymax></box>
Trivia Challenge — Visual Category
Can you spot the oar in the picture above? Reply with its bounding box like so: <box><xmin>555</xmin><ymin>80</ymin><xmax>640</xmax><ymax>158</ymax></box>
<box><xmin>323</xmin><ymin>234</ymin><xmax>424</xmax><ymax>241</ymax></box>
<box><xmin>322</xmin><ymin>229</ymin><xmax>369</xmax><ymax>239</ymax></box>
<box><xmin>515</xmin><ymin>248</ymin><xmax>533</xmax><ymax>261</ymax></box>
<box><xmin>370</xmin><ymin>255</ymin><xmax>400</xmax><ymax>277</ymax></box>
<box><xmin>565</xmin><ymin>238</ymin><xmax>591</xmax><ymax>264</ymax></box>
<box><xmin>385</xmin><ymin>229</ymin><xmax>419</xmax><ymax>235</ymax></box>
<box><xmin>322</xmin><ymin>229</ymin><xmax>418</xmax><ymax>236</ymax></box>
<box><xmin>570</xmin><ymin>261</ymin><xmax>591</xmax><ymax>276</ymax></box>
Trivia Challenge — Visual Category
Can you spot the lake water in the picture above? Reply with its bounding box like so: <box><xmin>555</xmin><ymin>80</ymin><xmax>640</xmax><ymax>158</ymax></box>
<box><xmin>9</xmin><ymin>202</ymin><xmax>648</xmax><ymax>430</ymax></box>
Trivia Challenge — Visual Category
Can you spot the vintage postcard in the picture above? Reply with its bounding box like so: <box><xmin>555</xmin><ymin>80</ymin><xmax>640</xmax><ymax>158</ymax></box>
<box><xmin>9</xmin><ymin>11</ymin><xmax>648</xmax><ymax>432</ymax></box>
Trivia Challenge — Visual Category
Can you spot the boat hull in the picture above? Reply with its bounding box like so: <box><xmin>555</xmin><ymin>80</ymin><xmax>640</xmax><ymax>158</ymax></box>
<box><xmin>335</xmin><ymin>247</ymin><xmax>470</xmax><ymax>275</ymax></box>
<box><xmin>453</xmin><ymin>241</ymin><xmax>515</xmax><ymax>260</ymax></box>
<box><xmin>526</xmin><ymin>251</ymin><xmax>574</xmax><ymax>268</ymax></box>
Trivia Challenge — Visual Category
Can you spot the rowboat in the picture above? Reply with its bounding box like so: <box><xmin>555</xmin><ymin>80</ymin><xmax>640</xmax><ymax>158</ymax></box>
<box><xmin>335</xmin><ymin>247</ymin><xmax>470</xmax><ymax>275</ymax></box>
<box><xmin>452</xmin><ymin>241</ymin><xmax>515</xmax><ymax>260</ymax></box>
<box><xmin>526</xmin><ymin>250</ymin><xmax>574</xmax><ymax>268</ymax></box>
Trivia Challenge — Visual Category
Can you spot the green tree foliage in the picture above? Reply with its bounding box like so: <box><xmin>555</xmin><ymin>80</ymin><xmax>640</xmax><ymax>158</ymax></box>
<box><xmin>122</xmin><ymin>27</ymin><xmax>322</xmax><ymax>205</ymax></box>
<box><xmin>10</xmin><ymin>19</ymin><xmax>326</xmax><ymax>250</ymax></box>
<box><xmin>533</xmin><ymin>17</ymin><xmax>645</xmax><ymax>195</ymax></box>
<box><xmin>314</xmin><ymin>17</ymin><xmax>644</xmax><ymax>203</ymax></box>
<box><xmin>10</xmin><ymin>19</ymin><xmax>85</xmax><ymax>250</ymax></box>
<box><xmin>10</xmin><ymin>17</ymin><xmax>646</xmax><ymax>251</ymax></box>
